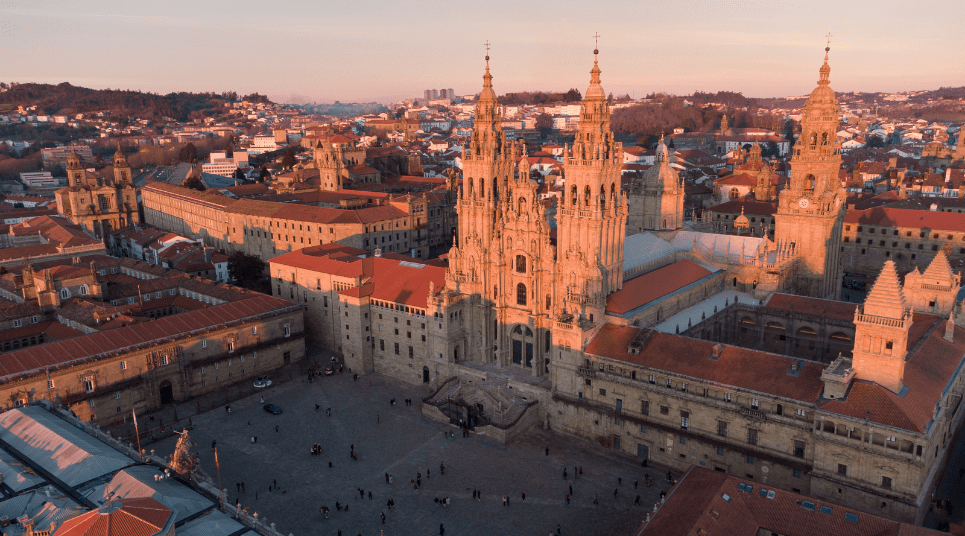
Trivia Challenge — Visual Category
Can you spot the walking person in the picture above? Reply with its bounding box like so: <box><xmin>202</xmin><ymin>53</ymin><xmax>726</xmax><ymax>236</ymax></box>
<box><xmin>381</xmin><ymin>512</ymin><xmax>386</xmax><ymax>524</ymax></box>
<box><xmin>569</xmin><ymin>484</ymin><xmax>573</xmax><ymax>496</ymax></box>
<box><xmin>440</xmin><ymin>523</ymin><xmax>445</xmax><ymax>536</ymax></box>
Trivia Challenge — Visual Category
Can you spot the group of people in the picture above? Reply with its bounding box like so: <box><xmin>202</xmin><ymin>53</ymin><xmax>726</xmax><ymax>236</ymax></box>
<box><xmin>310</xmin><ymin>443</ymin><xmax>322</xmax><ymax>456</ymax></box>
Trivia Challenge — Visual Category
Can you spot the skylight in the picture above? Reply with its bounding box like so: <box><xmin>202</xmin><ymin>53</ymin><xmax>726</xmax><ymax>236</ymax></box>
<box><xmin>820</xmin><ymin>506</ymin><xmax>833</xmax><ymax>515</ymax></box>
<box><xmin>845</xmin><ymin>512</ymin><xmax>859</xmax><ymax>523</ymax></box>
<box><xmin>802</xmin><ymin>501</ymin><xmax>816</xmax><ymax>511</ymax></box>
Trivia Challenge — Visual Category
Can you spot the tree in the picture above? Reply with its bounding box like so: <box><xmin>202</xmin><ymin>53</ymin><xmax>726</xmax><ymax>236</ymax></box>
<box><xmin>183</xmin><ymin>175</ymin><xmax>206</xmax><ymax>191</ymax></box>
<box><xmin>535</xmin><ymin>113</ymin><xmax>554</xmax><ymax>138</ymax></box>
<box><xmin>866</xmin><ymin>135</ymin><xmax>885</xmax><ymax>148</ymax></box>
<box><xmin>259</xmin><ymin>166</ymin><xmax>271</xmax><ymax>182</ymax></box>
<box><xmin>234</xmin><ymin>167</ymin><xmax>247</xmax><ymax>181</ymax></box>
<box><xmin>762</xmin><ymin>142</ymin><xmax>781</xmax><ymax>158</ymax></box>
<box><xmin>227</xmin><ymin>251</ymin><xmax>266</xmax><ymax>290</ymax></box>
<box><xmin>179</xmin><ymin>142</ymin><xmax>197</xmax><ymax>163</ymax></box>
<box><xmin>224</xmin><ymin>137</ymin><xmax>234</xmax><ymax>158</ymax></box>
<box><xmin>280</xmin><ymin>147</ymin><xmax>297</xmax><ymax>169</ymax></box>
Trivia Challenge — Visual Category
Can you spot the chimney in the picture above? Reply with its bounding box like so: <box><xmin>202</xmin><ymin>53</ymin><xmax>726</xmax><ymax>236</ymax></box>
<box><xmin>945</xmin><ymin>313</ymin><xmax>955</xmax><ymax>343</ymax></box>
<box><xmin>203</xmin><ymin>246</ymin><xmax>212</xmax><ymax>263</ymax></box>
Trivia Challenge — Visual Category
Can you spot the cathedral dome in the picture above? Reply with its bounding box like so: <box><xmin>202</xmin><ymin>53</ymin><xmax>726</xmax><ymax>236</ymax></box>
<box><xmin>584</xmin><ymin>50</ymin><xmax>606</xmax><ymax>100</ymax></box>
<box><xmin>807</xmin><ymin>47</ymin><xmax>836</xmax><ymax>105</ymax></box>
<box><xmin>734</xmin><ymin>207</ymin><xmax>750</xmax><ymax>230</ymax></box>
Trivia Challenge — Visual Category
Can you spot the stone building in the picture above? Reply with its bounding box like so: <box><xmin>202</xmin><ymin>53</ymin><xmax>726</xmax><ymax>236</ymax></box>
<box><xmin>0</xmin><ymin>256</ymin><xmax>305</xmax><ymax>426</ymax></box>
<box><xmin>626</xmin><ymin>136</ymin><xmax>685</xmax><ymax>234</ymax></box>
<box><xmin>773</xmin><ymin>47</ymin><xmax>847</xmax><ymax>300</ymax></box>
<box><xmin>142</xmin><ymin>181</ymin><xmax>446</xmax><ymax>260</ymax></box>
<box><xmin>54</xmin><ymin>147</ymin><xmax>140</xmax><ymax>239</ymax></box>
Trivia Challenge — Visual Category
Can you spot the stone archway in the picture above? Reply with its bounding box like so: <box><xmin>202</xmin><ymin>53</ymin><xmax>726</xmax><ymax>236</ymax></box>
<box><xmin>159</xmin><ymin>380</ymin><xmax>174</xmax><ymax>405</ymax></box>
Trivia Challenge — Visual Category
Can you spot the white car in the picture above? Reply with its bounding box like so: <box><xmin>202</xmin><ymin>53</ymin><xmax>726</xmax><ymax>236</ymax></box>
<box><xmin>253</xmin><ymin>376</ymin><xmax>272</xmax><ymax>388</ymax></box>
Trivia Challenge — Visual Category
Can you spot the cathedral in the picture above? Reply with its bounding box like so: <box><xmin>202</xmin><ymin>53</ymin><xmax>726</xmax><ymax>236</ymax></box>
<box><xmin>446</xmin><ymin>47</ymin><xmax>626</xmax><ymax>373</ymax></box>
<box><xmin>54</xmin><ymin>146</ymin><xmax>140</xmax><ymax>239</ymax></box>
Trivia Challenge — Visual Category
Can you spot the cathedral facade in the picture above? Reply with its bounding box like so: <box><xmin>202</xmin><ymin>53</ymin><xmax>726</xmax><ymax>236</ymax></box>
<box><xmin>55</xmin><ymin>147</ymin><xmax>140</xmax><ymax>239</ymax></box>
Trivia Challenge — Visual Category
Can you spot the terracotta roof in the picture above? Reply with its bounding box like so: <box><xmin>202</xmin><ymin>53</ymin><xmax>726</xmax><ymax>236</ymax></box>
<box><xmin>338</xmin><ymin>257</ymin><xmax>446</xmax><ymax>309</ymax></box>
<box><xmin>585</xmin><ymin>324</ymin><xmax>827</xmax><ymax>403</ymax></box>
<box><xmin>763</xmin><ymin>293</ymin><xmax>856</xmax><ymax>322</ymax></box>
<box><xmin>53</xmin><ymin>497</ymin><xmax>173</xmax><ymax>536</ymax></box>
<box><xmin>844</xmin><ymin>206</ymin><xmax>965</xmax><ymax>231</ymax></box>
<box><xmin>606</xmin><ymin>260</ymin><xmax>714</xmax><ymax>316</ymax></box>
<box><xmin>820</xmin><ymin>313</ymin><xmax>965</xmax><ymax>433</ymax></box>
<box><xmin>709</xmin><ymin>198</ymin><xmax>777</xmax><ymax>217</ymax></box>
<box><xmin>637</xmin><ymin>465</ymin><xmax>943</xmax><ymax>536</ymax></box>
<box><xmin>0</xmin><ymin>294</ymin><xmax>295</xmax><ymax>380</ymax></box>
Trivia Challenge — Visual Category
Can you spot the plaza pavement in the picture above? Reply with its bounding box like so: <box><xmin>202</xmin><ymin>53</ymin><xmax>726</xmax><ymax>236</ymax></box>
<box><xmin>154</xmin><ymin>365</ymin><xmax>676</xmax><ymax>536</ymax></box>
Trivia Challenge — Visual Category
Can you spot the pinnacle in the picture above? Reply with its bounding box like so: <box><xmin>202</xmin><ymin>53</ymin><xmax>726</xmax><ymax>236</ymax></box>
<box><xmin>861</xmin><ymin>260</ymin><xmax>907</xmax><ymax>320</ymax></box>
<box><xmin>922</xmin><ymin>250</ymin><xmax>954</xmax><ymax>283</ymax></box>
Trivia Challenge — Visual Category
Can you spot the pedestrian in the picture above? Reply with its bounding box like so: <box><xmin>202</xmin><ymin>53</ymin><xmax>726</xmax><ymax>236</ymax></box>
<box><xmin>242</xmin><ymin>482</ymin><xmax>245</xmax><ymax>492</ymax></box>
<box><xmin>381</xmin><ymin>512</ymin><xmax>386</xmax><ymax>524</ymax></box>
<box><xmin>211</xmin><ymin>440</ymin><xmax>216</xmax><ymax>450</ymax></box>
<box><xmin>613</xmin><ymin>488</ymin><xmax>618</xmax><ymax>499</ymax></box>
<box><xmin>502</xmin><ymin>496</ymin><xmax>507</xmax><ymax>507</ymax></box>
<box><xmin>417</xmin><ymin>476</ymin><xmax>421</xmax><ymax>487</ymax></box>
<box><xmin>260</xmin><ymin>396</ymin><xmax>264</xmax><ymax>404</ymax></box>
<box><xmin>385</xmin><ymin>473</ymin><xmax>390</xmax><ymax>484</ymax></box>
<box><xmin>563</xmin><ymin>468</ymin><xmax>568</xmax><ymax>480</ymax></box>
<box><xmin>521</xmin><ymin>492</ymin><xmax>526</xmax><ymax>501</ymax></box>
<box><xmin>564</xmin><ymin>494</ymin><xmax>569</xmax><ymax>505</ymax></box>
<box><xmin>275</xmin><ymin>425</ymin><xmax>279</xmax><ymax>434</ymax></box>
<box><xmin>557</xmin><ymin>524</ymin><xmax>562</xmax><ymax>535</ymax></box>
<box><xmin>666</xmin><ymin>470</ymin><xmax>673</xmax><ymax>483</ymax></box>
<box><xmin>545</xmin><ymin>447</ymin><xmax>550</xmax><ymax>456</ymax></box>
<box><xmin>359</xmin><ymin>488</ymin><xmax>364</xmax><ymax>499</ymax></box>
<box><xmin>236</xmin><ymin>482</ymin><xmax>241</xmax><ymax>492</ymax></box>
<box><xmin>427</xmin><ymin>468</ymin><xmax>430</xmax><ymax>478</ymax></box>
<box><xmin>273</xmin><ymin>478</ymin><xmax>277</xmax><ymax>489</ymax></box>
<box><xmin>440</xmin><ymin>523</ymin><xmax>445</xmax><ymax>536</ymax></box>
<box><xmin>592</xmin><ymin>494</ymin><xmax>598</xmax><ymax>505</ymax></box>
<box><xmin>634</xmin><ymin>494</ymin><xmax>641</xmax><ymax>506</ymax></box>
<box><xmin>440</xmin><ymin>462</ymin><xmax>445</xmax><ymax>475</ymax></box>
<box><xmin>368</xmin><ymin>491</ymin><xmax>372</xmax><ymax>500</ymax></box>
<box><xmin>377</xmin><ymin>414</ymin><xmax>380</xmax><ymax>423</ymax></box>
<box><xmin>315</xmin><ymin>403</ymin><xmax>320</xmax><ymax>412</ymax></box>
<box><xmin>618</xmin><ymin>476</ymin><xmax>622</xmax><ymax>486</ymax></box>
<box><xmin>569</xmin><ymin>484</ymin><xmax>573</xmax><ymax>496</ymax></box>
<box><xmin>329</xmin><ymin>461</ymin><xmax>333</xmax><ymax>468</ymax></box>
<box><xmin>634</xmin><ymin>479</ymin><xmax>638</xmax><ymax>489</ymax></box>
<box><xmin>579</xmin><ymin>466</ymin><xmax>583</xmax><ymax>475</ymax></box>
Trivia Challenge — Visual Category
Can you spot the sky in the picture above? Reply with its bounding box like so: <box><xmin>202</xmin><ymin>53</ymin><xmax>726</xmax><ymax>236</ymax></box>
<box><xmin>1</xmin><ymin>0</ymin><xmax>963</xmax><ymax>105</ymax></box>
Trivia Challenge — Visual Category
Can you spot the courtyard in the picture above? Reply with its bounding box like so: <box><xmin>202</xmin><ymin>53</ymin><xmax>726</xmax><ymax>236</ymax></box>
<box><xmin>153</xmin><ymin>361</ymin><xmax>672</xmax><ymax>536</ymax></box>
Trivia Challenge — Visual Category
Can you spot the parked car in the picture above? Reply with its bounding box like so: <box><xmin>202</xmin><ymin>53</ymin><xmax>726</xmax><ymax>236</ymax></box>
<box><xmin>254</xmin><ymin>376</ymin><xmax>272</xmax><ymax>388</ymax></box>
<box><xmin>324</xmin><ymin>367</ymin><xmax>335</xmax><ymax>376</ymax></box>
<box><xmin>263</xmin><ymin>403</ymin><xmax>283</xmax><ymax>415</ymax></box>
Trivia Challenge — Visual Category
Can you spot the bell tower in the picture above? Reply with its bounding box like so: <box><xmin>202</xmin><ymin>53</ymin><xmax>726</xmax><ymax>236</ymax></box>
<box><xmin>556</xmin><ymin>44</ymin><xmax>626</xmax><ymax>322</ymax></box>
<box><xmin>112</xmin><ymin>145</ymin><xmax>131</xmax><ymax>184</ymax></box>
<box><xmin>774</xmin><ymin>43</ymin><xmax>846</xmax><ymax>299</ymax></box>
<box><xmin>66</xmin><ymin>149</ymin><xmax>86</xmax><ymax>187</ymax></box>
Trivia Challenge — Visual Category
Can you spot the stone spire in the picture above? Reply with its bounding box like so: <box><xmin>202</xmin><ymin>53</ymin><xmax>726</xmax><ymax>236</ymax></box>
<box><xmin>922</xmin><ymin>249</ymin><xmax>954</xmax><ymax>283</ymax></box>
<box><xmin>862</xmin><ymin>260</ymin><xmax>907</xmax><ymax>320</ymax></box>
<box><xmin>67</xmin><ymin>149</ymin><xmax>81</xmax><ymax>170</ymax></box>
<box><xmin>476</xmin><ymin>50</ymin><xmax>498</xmax><ymax>122</ymax></box>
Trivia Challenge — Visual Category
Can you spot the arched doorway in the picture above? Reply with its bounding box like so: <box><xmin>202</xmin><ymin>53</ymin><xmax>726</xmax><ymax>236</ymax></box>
<box><xmin>423</xmin><ymin>366</ymin><xmax>430</xmax><ymax>383</ymax></box>
<box><xmin>159</xmin><ymin>380</ymin><xmax>173</xmax><ymax>405</ymax></box>
<box><xmin>511</xmin><ymin>325</ymin><xmax>534</xmax><ymax>367</ymax></box>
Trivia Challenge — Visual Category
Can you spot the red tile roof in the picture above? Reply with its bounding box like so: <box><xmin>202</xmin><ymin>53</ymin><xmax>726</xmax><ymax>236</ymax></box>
<box><xmin>338</xmin><ymin>257</ymin><xmax>445</xmax><ymax>309</ymax></box>
<box><xmin>606</xmin><ymin>260</ymin><xmax>713</xmax><ymax>315</ymax></box>
<box><xmin>53</xmin><ymin>497</ymin><xmax>172</xmax><ymax>536</ymax></box>
<box><xmin>637</xmin><ymin>465</ymin><xmax>943</xmax><ymax>536</ymax></box>
<box><xmin>764</xmin><ymin>293</ymin><xmax>857</xmax><ymax>322</ymax></box>
<box><xmin>0</xmin><ymin>294</ymin><xmax>296</xmax><ymax>380</ymax></box>
<box><xmin>585</xmin><ymin>324</ymin><xmax>827</xmax><ymax>403</ymax></box>
<box><xmin>844</xmin><ymin>206</ymin><xmax>965</xmax><ymax>231</ymax></box>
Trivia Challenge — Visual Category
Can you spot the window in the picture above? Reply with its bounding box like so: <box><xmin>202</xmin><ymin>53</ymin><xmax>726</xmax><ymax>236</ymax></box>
<box><xmin>717</xmin><ymin>421</ymin><xmax>728</xmax><ymax>437</ymax></box>
<box><xmin>120</xmin><ymin>361</ymin><xmax>127</xmax><ymax>371</ymax></box>
<box><xmin>794</xmin><ymin>440</ymin><xmax>805</xmax><ymax>458</ymax></box>
<box><xmin>751</xmin><ymin>398</ymin><xmax>759</xmax><ymax>409</ymax></box>
<box><xmin>285</xmin><ymin>324</ymin><xmax>291</xmax><ymax>337</ymax></box>
<box><xmin>408</xmin><ymin>346</ymin><xmax>414</xmax><ymax>359</ymax></box>
<box><xmin>79</xmin><ymin>284</ymin><xmax>88</xmax><ymax>296</ymax></box>
<box><xmin>680</xmin><ymin>382</ymin><xmax>687</xmax><ymax>393</ymax></box>
<box><xmin>716</xmin><ymin>447</ymin><xmax>724</xmax><ymax>456</ymax></box>
<box><xmin>30</xmin><ymin>316</ymin><xmax>38</xmax><ymax>324</ymax></box>
<box><xmin>747</xmin><ymin>428</ymin><xmax>758</xmax><ymax>445</ymax></box>
<box><xmin>515</xmin><ymin>255</ymin><xmax>526</xmax><ymax>273</ymax></box>
<box><xmin>12</xmin><ymin>319</ymin><xmax>21</xmax><ymax>328</ymax></box>
<box><xmin>746</xmin><ymin>456</ymin><xmax>755</xmax><ymax>465</ymax></box>
<box><xmin>725</xmin><ymin>393</ymin><xmax>732</xmax><ymax>402</ymax></box>
<box><xmin>793</xmin><ymin>468</ymin><xmax>802</xmax><ymax>479</ymax></box>
<box><xmin>380</xmin><ymin>339</ymin><xmax>385</xmax><ymax>351</ymax></box>
<box><xmin>47</xmin><ymin>379</ymin><xmax>55</xmax><ymax>389</ymax></box>
<box><xmin>115</xmin><ymin>391</ymin><xmax>120</xmax><ymax>400</ymax></box>
<box><xmin>648</xmin><ymin>375</ymin><xmax>655</xmax><ymax>384</ymax></box>
<box><xmin>881</xmin><ymin>476</ymin><xmax>892</xmax><ymax>489</ymax></box>
<box><xmin>252</xmin><ymin>327</ymin><xmax>257</xmax><ymax>335</ymax></box>
<box><xmin>641</xmin><ymin>400</ymin><xmax>649</xmax><ymax>416</ymax></box>
<box><xmin>88</xmin><ymin>399</ymin><xmax>94</xmax><ymax>407</ymax></box>
<box><xmin>837</xmin><ymin>464</ymin><xmax>847</xmax><ymax>476</ymax></box>
<box><xmin>599</xmin><ymin>388</ymin><xmax>606</xmax><ymax>396</ymax></box>
<box><xmin>659</xmin><ymin>405</ymin><xmax>669</xmax><ymax>415</ymax></box>
<box><xmin>666</xmin><ymin>378</ymin><xmax>673</xmax><ymax>388</ymax></box>
<box><xmin>60</xmin><ymin>288</ymin><xmax>70</xmax><ymax>300</ymax></box>
<box><xmin>796</xmin><ymin>408</ymin><xmax>806</xmax><ymax>417</ymax></box>
<box><xmin>84</xmin><ymin>378</ymin><xmax>94</xmax><ymax>393</ymax></box>
<box><xmin>516</xmin><ymin>283</ymin><xmax>527</xmax><ymax>306</ymax></box>
<box><xmin>394</xmin><ymin>342</ymin><xmax>400</xmax><ymax>355</ymax></box>
<box><xmin>227</xmin><ymin>340</ymin><xmax>234</xmax><ymax>353</ymax></box>
<box><xmin>680</xmin><ymin>411</ymin><xmax>689</xmax><ymax>430</ymax></box>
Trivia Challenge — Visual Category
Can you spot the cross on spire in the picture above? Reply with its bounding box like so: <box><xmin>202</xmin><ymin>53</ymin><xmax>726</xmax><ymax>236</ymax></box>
<box><xmin>825</xmin><ymin>32</ymin><xmax>832</xmax><ymax>48</ymax></box>
<box><xmin>484</xmin><ymin>40</ymin><xmax>490</xmax><ymax>58</ymax></box>
<box><xmin>593</xmin><ymin>32</ymin><xmax>600</xmax><ymax>54</ymax></box>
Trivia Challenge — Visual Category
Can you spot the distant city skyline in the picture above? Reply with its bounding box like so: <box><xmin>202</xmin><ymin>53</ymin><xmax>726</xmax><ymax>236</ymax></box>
<box><xmin>2</xmin><ymin>0</ymin><xmax>963</xmax><ymax>104</ymax></box>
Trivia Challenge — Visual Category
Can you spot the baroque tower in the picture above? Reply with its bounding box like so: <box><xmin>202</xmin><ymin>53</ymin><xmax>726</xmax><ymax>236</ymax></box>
<box><xmin>627</xmin><ymin>135</ymin><xmax>684</xmax><ymax>233</ymax></box>
<box><xmin>55</xmin><ymin>148</ymin><xmax>140</xmax><ymax>238</ymax></box>
<box><xmin>774</xmin><ymin>45</ymin><xmax>846</xmax><ymax>299</ymax></box>
<box><xmin>556</xmin><ymin>47</ymin><xmax>626</xmax><ymax>323</ymax></box>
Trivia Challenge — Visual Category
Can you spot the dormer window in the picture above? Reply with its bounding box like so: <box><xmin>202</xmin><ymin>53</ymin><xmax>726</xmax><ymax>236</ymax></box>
<box><xmin>60</xmin><ymin>288</ymin><xmax>70</xmax><ymax>300</ymax></box>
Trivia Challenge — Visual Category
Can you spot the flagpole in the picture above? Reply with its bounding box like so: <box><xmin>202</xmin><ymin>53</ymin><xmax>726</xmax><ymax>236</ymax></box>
<box><xmin>132</xmin><ymin>409</ymin><xmax>143</xmax><ymax>462</ymax></box>
<box><xmin>214</xmin><ymin>447</ymin><xmax>224</xmax><ymax>509</ymax></box>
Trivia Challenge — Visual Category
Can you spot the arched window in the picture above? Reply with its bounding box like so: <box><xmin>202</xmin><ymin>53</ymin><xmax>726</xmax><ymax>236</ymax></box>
<box><xmin>516</xmin><ymin>255</ymin><xmax>526</xmax><ymax>273</ymax></box>
<box><xmin>821</xmin><ymin>133</ymin><xmax>828</xmax><ymax>145</ymax></box>
<box><xmin>805</xmin><ymin>174</ymin><xmax>816</xmax><ymax>190</ymax></box>
<box><xmin>478</xmin><ymin>178</ymin><xmax>485</xmax><ymax>199</ymax></box>
<box><xmin>728</xmin><ymin>189</ymin><xmax>740</xmax><ymax>199</ymax></box>
<box><xmin>571</xmin><ymin>185</ymin><xmax>577</xmax><ymax>206</ymax></box>
<box><xmin>600</xmin><ymin>185</ymin><xmax>606</xmax><ymax>210</ymax></box>
<box><xmin>584</xmin><ymin>186</ymin><xmax>591</xmax><ymax>206</ymax></box>
<box><xmin>545</xmin><ymin>294</ymin><xmax>551</xmax><ymax>310</ymax></box>
<box><xmin>545</xmin><ymin>331</ymin><xmax>551</xmax><ymax>353</ymax></box>
<box><xmin>518</xmin><ymin>197</ymin><xmax>526</xmax><ymax>214</ymax></box>
<box><xmin>79</xmin><ymin>284</ymin><xmax>89</xmax><ymax>296</ymax></box>
<box><xmin>492</xmin><ymin>178</ymin><xmax>499</xmax><ymax>202</ymax></box>
<box><xmin>60</xmin><ymin>288</ymin><xmax>69</xmax><ymax>300</ymax></box>
<box><xmin>516</xmin><ymin>283</ymin><xmax>527</xmax><ymax>306</ymax></box>
<box><xmin>810</xmin><ymin>133</ymin><xmax>817</xmax><ymax>146</ymax></box>
<box><xmin>468</xmin><ymin>178</ymin><xmax>473</xmax><ymax>197</ymax></box>
<box><xmin>611</xmin><ymin>183</ymin><xmax>616</xmax><ymax>200</ymax></box>
<box><xmin>494</xmin><ymin>285</ymin><xmax>498</xmax><ymax>298</ymax></box>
